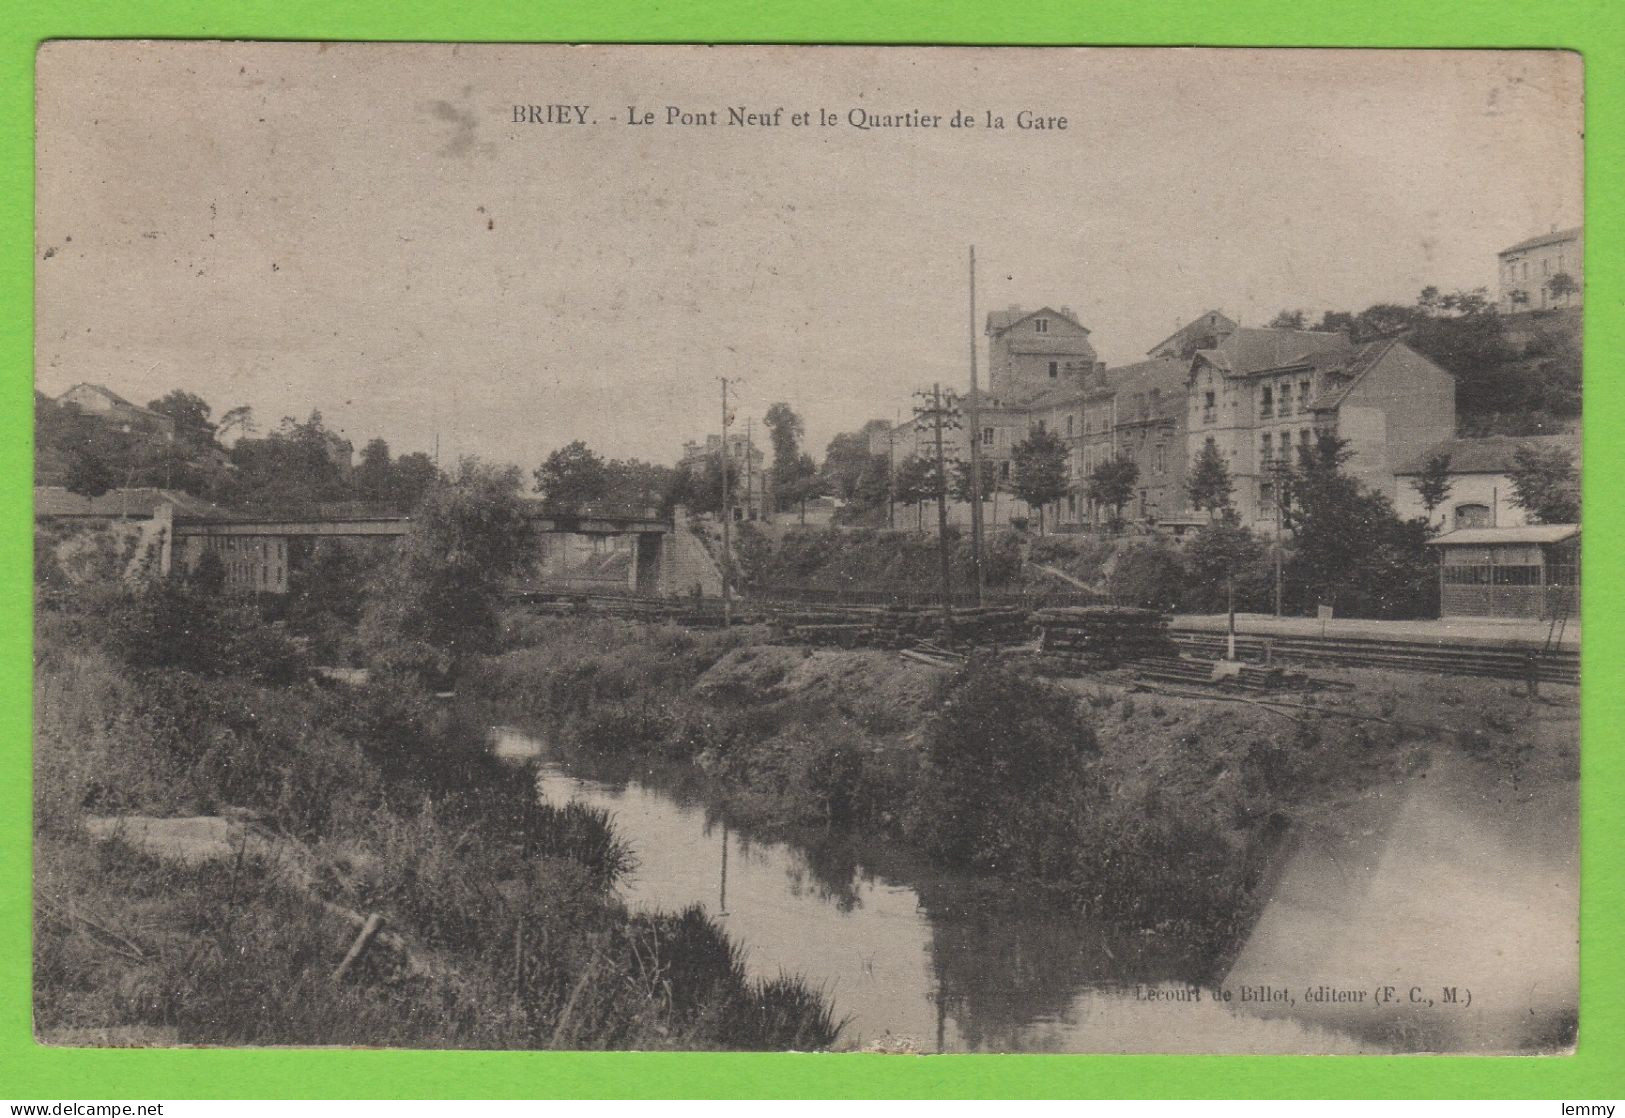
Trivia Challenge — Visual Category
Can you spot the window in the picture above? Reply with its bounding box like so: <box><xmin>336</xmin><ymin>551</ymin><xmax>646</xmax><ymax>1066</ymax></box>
<box><xmin>982</xmin><ymin>426</ymin><xmax>994</xmax><ymax>446</ymax></box>
<box><xmin>1033</xmin><ymin>419</ymin><xmax>1045</xmax><ymax>434</ymax></box>
<box><xmin>1035</xmin><ymin>318</ymin><xmax>1049</xmax><ymax>333</ymax></box>
<box><xmin>1138</xmin><ymin>489</ymin><xmax>1148</xmax><ymax>518</ymax></box>
<box><xmin>1299</xmin><ymin>429</ymin><xmax>1311</xmax><ymax>457</ymax></box>
<box><xmin>1066</xmin><ymin>415</ymin><xmax>1074</xmax><ymax>437</ymax></box>
<box><xmin>1543</xmin><ymin>259</ymin><xmax>1551</xmax><ymax>275</ymax></box>
<box><xmin>1203</xmin><ymin>391</ymin><xmax>1216</xmax><ymax>423</ymax></box>
<box><xmin>1260</xmin><ymin>386</ymin><xmax>1273</xmax><ymax>417</ymax></box>
<box><xmin>1522</xmin><ymin>262</ymin><xmax>1529</xmax><ymax>280</ymax></box>
<box><xmin>1067</xmin><ymin>494</ymin><xmax>1077</xmax><ymax>515</ymax></box>
<box><xmin>1493</xmin><ymin>565</ymin><xmax>1542</xmax><ymax>586</ymax></box>
<box><xmin>1049</xmin><ymin>361</ymin><xmax>1059</xmax><ymax>378</ymax></box>
<box><xmin>1443</xmin><ymin>563</ymin><xmax>1492</xmax><ymax>586</ymax></box>
<box><xmin>1298</xmin><ymin>379</ymin><xmax>1311</xmax><ymax>413</ymax></box>
<box><xmin>1455</xmin><ymin>503</ymin><xmax>1492</xmax><ymax>529</ymax></box>
<box><xmin>999</xmin><ymin>461</ymin><xmax>1010</xmax><ymax>480</ymax></box>
<box><xmin>1279</xmin><ymin>430</ymin><xmax>1292</xmax><ymax>460</ymax></box>
<box><xmin>1260</xmin><ymin>481</ymin><xmax>1275</xmax><ymax>508</ymax></box>
<box><xmin>1154</xmin><ymin>443</ymin><xmax>1167</xmax><ymax>474</ymax></box>
<box><xmin>1260</xmin><ymin>433</ymin><xmax>1273</xmax><ymax>464</ymax></box>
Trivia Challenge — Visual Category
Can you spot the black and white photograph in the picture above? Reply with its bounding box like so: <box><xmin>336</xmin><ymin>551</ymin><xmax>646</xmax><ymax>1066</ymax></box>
<box><xmin>32</xmin><ymin>42</ymin><xmax>1581</xmax><ymax>1053</ymax></box>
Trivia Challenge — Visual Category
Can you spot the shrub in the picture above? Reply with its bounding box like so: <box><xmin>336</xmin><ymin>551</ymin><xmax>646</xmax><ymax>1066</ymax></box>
<box><xmin>909</xmin><ymin>659</ymin><xmax>1097</xmax><ymax>871</ymax></box>
<box><xmin>1108</xmin><ymin>541</ymin><xmax>1188</xmax><ymax>610</ymax></box>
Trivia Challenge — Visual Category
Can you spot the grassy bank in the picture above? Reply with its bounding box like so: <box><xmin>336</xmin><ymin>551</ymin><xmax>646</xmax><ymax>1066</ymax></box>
<box><xmin>34</xmin><ymin>587</ymin><xmax>842</xmax><ymax>1050</ymax></box>
<box><xmin>467</xmin><ymin>613</ymin><xmax>1578</xmax><ymax>971</ymax></box>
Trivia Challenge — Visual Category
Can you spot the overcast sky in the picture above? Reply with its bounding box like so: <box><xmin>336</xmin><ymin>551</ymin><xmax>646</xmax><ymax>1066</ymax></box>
<box><xmin>36</xmin><ymin>43</ymin><xmax>1582</xmax><ymax>468</ymax></box>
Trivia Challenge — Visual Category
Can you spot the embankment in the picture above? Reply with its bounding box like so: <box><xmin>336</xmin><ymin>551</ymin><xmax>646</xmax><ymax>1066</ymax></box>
<box><xmin>33</xmin><ymin>589</ymin><xmax>842</xmax><ymax>1050</ymax></box>
<box><xmin>466</xmin><ymin>614</ymin><xmax>1575</xmax><ymax>970</ymax></box>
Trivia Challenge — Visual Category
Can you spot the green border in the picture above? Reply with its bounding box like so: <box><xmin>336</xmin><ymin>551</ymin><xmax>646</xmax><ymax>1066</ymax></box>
<box><xmin>4</xmin><ymin>0</ymin><xmax>1621</xmax><ymax>1100</ymax></box>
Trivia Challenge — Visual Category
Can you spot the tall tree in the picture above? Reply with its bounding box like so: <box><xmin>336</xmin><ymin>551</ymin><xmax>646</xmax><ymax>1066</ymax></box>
<box><xmin>1508</xmin><ymin>444</ymin><xmax>1580</xmax><ymax>524</ymax></box>
<box><xmin>388</xmin><ymin>452</ymin><xmax>441</xmax><ymax>512</ymax></box>
<box><xmin>534</xmin><ymin>440</ymin><xmax>609</xmax><ymax>510</ymax></box>
<box><xmin>1412</xmin><ymin>451</ymin><xmax>1454</xmax><ymax>525</ymax></box>
<box><xmin>146</xmin><ymin>389</ymin><xmax>216</xmax><ymax>447</ymax></box>
<box><xmin>950</xmin><ymin>457</ymin><xmax>998</xmax><ymax>506</ymax></box>
<box><xmin>355</xmin><ymin>437</ymin><xmax>393</xmax><ymax>503</ymax></box>
<box><xmin>64</xmin><ymin>448</ymin><xmax>117</xmax><ymax>499</ymax></box>
<box><xmin>762</xmin><ymin>402</ymin><xmax>805</xmax><ymax>512</ymax></box>
<box><xmin>1285</xmin><ymin>432</ymin><xmax>1432</xmax><ymax>617</ymax></box>
<box><xmin>1187</xmin><ymin>440</ymin><xmax>1234</xmax><ymax>519</ymax></box>
<box><xmin>361</xmin><ymin>458</ymin><xmax>533</xmax><ymax>679</ymax></box>
<box><xmin>893</xmin><ymin>456</ymin><xmax>939</xmax><ymax>531</ymax></box>
<box><xmin>1009</xmin><ymin>428</ymin><xmax>1069</xmax><ymax>533</ymax></box>
<box><xmin>1085</xmin><ymin>457</ymin><xmax>1140</xmax><ymax>527</ymax></box>
<box><xmin>821</xmin><ymin>420</ymin><xmax>893</xmax><ymax>504</ymax></box>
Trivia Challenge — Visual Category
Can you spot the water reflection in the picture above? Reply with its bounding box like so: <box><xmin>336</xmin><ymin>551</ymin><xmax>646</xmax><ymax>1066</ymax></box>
<box><xmin>491</xmin><ymin>723</ymin><xmax>1573</xmax><ymax>1053</ymax></box>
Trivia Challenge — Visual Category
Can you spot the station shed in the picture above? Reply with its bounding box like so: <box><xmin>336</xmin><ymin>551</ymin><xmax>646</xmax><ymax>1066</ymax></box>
<box><xmin>1426</xmin><ymin>524</ymin><xmax>1579</xmax><ymax>620</ymax></box>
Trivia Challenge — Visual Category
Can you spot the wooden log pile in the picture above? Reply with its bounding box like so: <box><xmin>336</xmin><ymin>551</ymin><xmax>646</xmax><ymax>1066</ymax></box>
<box><xmin>1034</xmin><ymin>607</ymin><xmax>1175</xmax><ymax>668</ymax></box>
<box><xmin>770</xmin><ymin>603</ymin><xmax>1034</xmax><ymax>650</ymax></box>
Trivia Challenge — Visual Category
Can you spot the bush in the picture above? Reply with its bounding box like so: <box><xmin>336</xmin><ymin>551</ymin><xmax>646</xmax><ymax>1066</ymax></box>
<box><xmin>103</xmin><ymin>580</ymin><xmax>307</xmax><ymax>685</ymax></box>
<box><xmin>1108</xmin><ymin>541</ymin><xmax>1188</xmax><ymax>610</ymax></box>
<box><xmin>909</xmin><ymin>659</ymin><xmax>1097</xmax><ymax>871</ymax></box>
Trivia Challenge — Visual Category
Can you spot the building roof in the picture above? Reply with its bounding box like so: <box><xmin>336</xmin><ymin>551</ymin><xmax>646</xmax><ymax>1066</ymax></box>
<box><xmin>57</xmin><ymin>383</ymin><xmax>169</xmax><ymax>421</ymax></box>
<box><xmin>34</xmin><ymin>486</ymin><xmax>234</xmax><ymax>520</ymax></box>
<box><xmin>1209</xmin><ymin>327</ymin><xmax>1351</xmax><ymax>376</ymax></box>
<box><xmin>1106</xmin><ymin>358</ymin><xmax>1190</xmax><ymax>422</ymax></box>
<box><xmin>1498</xmin><ymin>227</ymin><xmax>1582</xmax><ymax>256</ymax></box>
<box><xmin>985</xmin><ymin>305</ymin><xmax>1086</xmax><ymax>336</ymax></box>
<box><xmin>1146</xmin><ymin>310</ymin><xmax>1238</xmax><ymax>358</ymax></box>
<box><xmin>1395</xmin><ymin>433</ymin><xmax>1581</xmax><ymax>477</ymax></box>
<box><xmin>1425</xmin><ymin>524</ymin><xmax>1579</xmax><ymax>547</ymax></box>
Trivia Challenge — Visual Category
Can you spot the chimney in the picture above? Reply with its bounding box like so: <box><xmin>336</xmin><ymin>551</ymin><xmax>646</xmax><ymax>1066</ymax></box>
<box><xmin>1060</xmin><ymin>305</ymin><xmax>1074</xmax><ymax>319</ymax></box>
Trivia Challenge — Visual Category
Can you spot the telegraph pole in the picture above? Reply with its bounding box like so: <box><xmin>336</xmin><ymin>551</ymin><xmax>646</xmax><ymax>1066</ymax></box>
<box><xmin>966</xmin><ymin>246</ymin><xmax>986</xmax><ymax>605</ymax></box>
<box><xmin>745</xmin><ymin>416</ymin><xmax>755</xmax><ymax>520</ymax></box>
<box><xmin>915</xmin><ymin>384</ymin><xmax>960</xmax><ymax>636</ymax></box>
<box><xmin>719</xmin><ymin>376</ymin><xmax>733</xmax><ymax>628</ymax></box>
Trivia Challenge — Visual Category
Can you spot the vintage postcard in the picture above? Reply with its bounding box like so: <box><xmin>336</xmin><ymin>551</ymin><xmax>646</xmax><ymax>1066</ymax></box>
<box><xmin>33</xmin><ymin>43</ymin><xmax>1581</xmax><ymax>1054</ymax></box>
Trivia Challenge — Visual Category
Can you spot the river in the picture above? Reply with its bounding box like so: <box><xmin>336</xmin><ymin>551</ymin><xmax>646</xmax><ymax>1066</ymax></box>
<box><xmin>491</xmin><ymin>724</ymin><xmax>1576</xmax><ymax>1054</ymax></box>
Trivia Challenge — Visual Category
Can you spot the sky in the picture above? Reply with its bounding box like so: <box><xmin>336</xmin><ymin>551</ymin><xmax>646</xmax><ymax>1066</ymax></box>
<box><xmin>35</xmin><ymin>43</ymin><xmax>1583</xmax><ymax>469</ymax></box>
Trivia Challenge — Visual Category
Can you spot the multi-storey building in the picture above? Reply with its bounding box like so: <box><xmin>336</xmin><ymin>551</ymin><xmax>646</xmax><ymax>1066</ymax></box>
<box><xmin>1185</xmin><ymin>327</ymin><xmax>1456</xmax><ymax>528</ymax></box>
<box><xmin>1498</xmin><ymin>226</ymin><xmax>1582</xmax><ymax>313</ymax></box>
<box><xmin>984</xmin><ymin>305</ymin><xmax>1103</xmax><ymax>399</ymax></box>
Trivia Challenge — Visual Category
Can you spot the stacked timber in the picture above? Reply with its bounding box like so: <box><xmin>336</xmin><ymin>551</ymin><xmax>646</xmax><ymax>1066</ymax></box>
<box><xmin>769</xmin><ymin>603</ymin><xmax>1034</xmax><ymax>650</ymax></box>
<box><xmin>1034</xmin><ymin>607</ymin><xmax>1175</xmax><ymax>669</ymax></box>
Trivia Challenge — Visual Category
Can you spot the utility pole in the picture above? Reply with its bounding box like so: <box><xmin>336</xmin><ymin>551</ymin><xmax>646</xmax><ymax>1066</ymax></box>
<box><xmin>888</xmin><ymin>408</ymin><xmax>900</xmax><ymax>530</ymax></box>
<box><xmin>915</xmin><ymin>384</ymin><xmax>960</xmax><ymax>636</ymax></box>
<box><xmin>719</xmin><ymin>376</ymin><xmax>734</xmax><ymax>628</ymax></box>
<box><xmin>966</xmin><ymin>246</ymin><xmax>985</xmax><ymax>605</ymax></box>
<box><xmin>745</xmin><ymin>416</ymin><xmax>754</xmax><ymax>520</ymax></box>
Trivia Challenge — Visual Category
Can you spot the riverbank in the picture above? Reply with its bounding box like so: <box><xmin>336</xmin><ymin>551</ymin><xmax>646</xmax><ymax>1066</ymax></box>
<box><xmin>466</xmin><ymin>613</ymin><xmax>1579</xmax><ymax>977</ymax></box>
<box><xmin>33</xmin><ymin>590</ymin><xmax>842</xmax><ymax>1049</ymax></box>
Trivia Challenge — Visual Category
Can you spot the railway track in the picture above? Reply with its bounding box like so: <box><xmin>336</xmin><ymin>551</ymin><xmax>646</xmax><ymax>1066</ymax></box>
<box><xmin>1168</xmin><ymin>629</ymin><xmax>1579</xmax><ymax>686</ymax></box>
<box><xmin>510</xmin><ymin>590</ymin><xmax>1580</xmax><ymax>686</ymax></box>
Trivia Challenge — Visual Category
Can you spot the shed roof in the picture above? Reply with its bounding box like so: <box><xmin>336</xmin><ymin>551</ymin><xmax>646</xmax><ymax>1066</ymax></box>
<box><xmin>1424</xmin><ymin>524</ymin><xmax>1580</xmax><ymax>547</ymax></box>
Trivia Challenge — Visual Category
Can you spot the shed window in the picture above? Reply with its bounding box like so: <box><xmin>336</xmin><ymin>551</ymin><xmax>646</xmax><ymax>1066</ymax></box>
<box><xmin>1493</xmin><ymin>565</ymin><xmax>1542</xmax><ymax>586</ymax></box>
<box><xmin>1454</xmin><ymin>503</ymin><xmax>1492</xmax><ymax>529</ymax></box>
